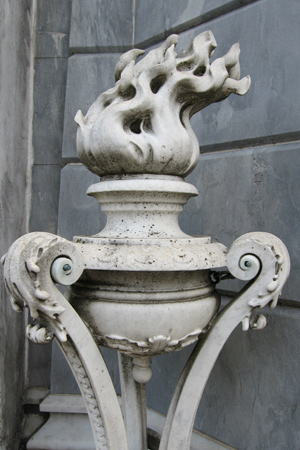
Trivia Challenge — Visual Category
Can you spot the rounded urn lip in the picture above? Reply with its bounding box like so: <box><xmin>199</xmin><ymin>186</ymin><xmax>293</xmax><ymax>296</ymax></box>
<box><xmin>87</xmin><ymin>176</ymin><xmax>199</xmax><ymax>197</ymax></box>
<box><xmin>86</xmin><ymin>176</ymin><xmax>199</xmax><ymax>240</ymax></box>
<box><xmin>99</xmin><ymin>173</ymin><xmax>184</xmax><ymax>181</ymax></box>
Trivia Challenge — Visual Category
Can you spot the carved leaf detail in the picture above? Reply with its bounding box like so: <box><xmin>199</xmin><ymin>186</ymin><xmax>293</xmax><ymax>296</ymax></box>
<box><xmin>27</xmin><ymin>324</ymin><xmax>53</xmax><ymax>344</ymax></box>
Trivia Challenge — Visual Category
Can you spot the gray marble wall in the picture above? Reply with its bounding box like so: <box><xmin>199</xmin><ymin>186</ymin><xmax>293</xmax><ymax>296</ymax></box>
<box><xmin>26</xmin><ymin>0</ymin><xmax>73</xmax><ymax>391</ymax></box>
<box><xmin>0</xmin><ymin>1</ymin><xmax>34</xmax><ymax>448</ymax></box>
<box><xmin>18</xmin><ymin>0</ymin><xmax>300</xmax><ymax>449</ymax></box>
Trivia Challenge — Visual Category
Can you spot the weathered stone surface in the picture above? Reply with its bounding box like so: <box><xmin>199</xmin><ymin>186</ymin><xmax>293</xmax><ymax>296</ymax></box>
<box><xmin>135</xmin><ymin>0</ymin><xmax>257</xmax><ymax>47</ymax></box>
<box><xmin>36</xmin><ymin>0</ymin><xmax>72</xmax><ymax>33</ymax></box>
<box><xmin>57</xmin><ymin>164</ymin><xmax>104</xmax><ymax>240</ymax></box>
<box><xmin>180</xmin><ymin>142</ymin><xmax>300</xmax><ymax>302</ymax></box>
<box><xmin>35</xmin><ymin>32</ymin><xmax>71</xmax><ymax>58</ymax></box>
<box><xmin>175</xmin><ymin>0</ymin><xmax>300</xmax><ymax>148</ymax></box>
<box><xmin>33</xmin><ymin>58</ymin><xmax>68</xmax><ymax>164</ymax></box>
<box><xmin>50</xmin><ymin>163</ymin><xmax>105</xmax><ymax>394</ymax></box>
<box><xmin>35</xmin><ymin>0</ymin><xmax>72</xmax><ymax>57</ymax></box>
<box><xmin>62</xmin><ymin>54</ymin><xmax>121</xmax><ymax>160</ymax></box>
<box><xmin>69</xmin><ymin>0</ymin><xmax>133</xmax><ymax>52</ymax></box>
<box><xmin>0</xmin><ymin>0</ymin><xmax>33</xmax><ymax>448</ymax></box>
<box><xmin>29</xmin><ymin>165</ymin><xmax>61</xmax><ymax>233</ymax></box>
<box><xmin>27</xmin><ymin>0</ymin><xmax>73</xmax><ymax>399</ymax></box>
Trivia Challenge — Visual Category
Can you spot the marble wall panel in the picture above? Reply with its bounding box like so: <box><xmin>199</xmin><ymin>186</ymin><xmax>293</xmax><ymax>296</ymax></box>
<box><xmin>29</xmin><ymin>163</ymin><xmax>60</xmax><ymax>387</ymax></box>
<box><xmin>173</xmin><ymin>0</ymin><xmax>300</xmax><ymax>148</ymax></box>
<box><xmin>27</xmin><ymin>340</ymin><xmax>52</xmax><ymax>389</ymax></box>
<box><xmin>57</xmin><ymin>164</ymin><xmax>105</xmax><ymax>241</ymax></box>
<box><xmin>35</xmin><ymin>0</ymin><xmax>72</xmax><ymax>58</ymax></box>
<box><xmin>29</xmin><ymin>164</ymin><xmax>61</xmax><ymax>233</ymax></box>
<box><xmin>35</xmin><ymin>33</ymin><xmax>70</xmax><ymax>59</ymax></box>
<box><xmin>0</xmin><ymin>0</ymin><xmax>34</xmax><ymax>447</ymax></box>
<box><xmin>62</xmin><ymin>53</ymin><xmax>122</xmax><ymax>160</ymax></box>
<box><xmin>33</xmin><ymin>58</ymin><xmax>68</xmax><ymax>165</ymax></box>
<box><xmin>27</xmin><ymin>0</ymin><xmax>73</xmax><ymax>394</ymax></box>
<box><xmin>69</xmin><ymin>0</ymin><xmax>133</xmax><ymax>52</ymax></box>
<box><xmin>36</xmin><ymin>0</ymin><xmax>72</xmax><ymax>33</ymax></box>
<box><xmin>180</xmin><ymin>142</ymin><xmax>300</xmax><ymax>302</ymax></box>
<box><xmin>64</xmin><ymin>0</ymin><xmax>300</xmax><ymax>160</ymax></box>
<box><xmin>135</xmin><ymin>0</ymin><xmax>258</xmax><ymax>47</ymax></box>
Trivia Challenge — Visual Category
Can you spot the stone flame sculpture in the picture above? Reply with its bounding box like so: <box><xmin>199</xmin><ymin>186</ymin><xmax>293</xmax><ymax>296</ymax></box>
<box><xmin>2</xmin><ymin>32</ymin><xmax>290</xmax><ymax>450</ymax></box>
<box><xmin>75</xmin><ymin>31</ymin><xmax>250</xmax><ymax>177</ymax></box>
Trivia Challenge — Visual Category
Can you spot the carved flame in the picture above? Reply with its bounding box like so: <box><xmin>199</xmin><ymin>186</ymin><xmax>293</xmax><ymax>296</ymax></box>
<box><xmin>75</xmin><ymin>31</ymin><xmax>250</xmax><ymax>177</ymax></box>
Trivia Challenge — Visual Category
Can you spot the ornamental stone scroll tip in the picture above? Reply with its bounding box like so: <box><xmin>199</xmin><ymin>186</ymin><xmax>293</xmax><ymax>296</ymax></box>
<box><xmin>75</xmin><ymin>31</ymin><xmax>251</xmax><ymax>178</ymax></box>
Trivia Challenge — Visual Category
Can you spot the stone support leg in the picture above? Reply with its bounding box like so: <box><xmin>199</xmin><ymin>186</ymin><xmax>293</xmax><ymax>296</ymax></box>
<box><xmin>2</xmin><ymin>232</ymin><xmax>128</xmax><ymax>450</ymax></box>
<box><xmin>159</xmin><ymin>232</ymin><xmax>290</xmax><ymax>450</ymax></box>
<box><xmin>118</xmin><ymin>353</ymin><xmax>148</xmax><ymax>450</ymax></box>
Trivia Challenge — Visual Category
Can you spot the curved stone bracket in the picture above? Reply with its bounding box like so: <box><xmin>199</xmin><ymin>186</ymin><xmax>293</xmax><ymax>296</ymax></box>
<box><xmin>159</xmin><ymin>232</ymin><xmax>290</xmax><ymax>450</ymax></box>
<box><xmin>2</xmin><ymin>232</ymin><xmax>128</xmax><ymax>450</ymax></box>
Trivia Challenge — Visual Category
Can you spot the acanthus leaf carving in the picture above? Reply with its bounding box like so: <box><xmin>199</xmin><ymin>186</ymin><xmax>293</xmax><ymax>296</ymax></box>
<box><xmin>27</xmin><ymin>323</ymin><xmax>53</xmax><ymax>344</ymax></box>
<box><xmin>98</xmin><ymin>329</ymin><xmax>202</xmax><ymax>357</ymax></box>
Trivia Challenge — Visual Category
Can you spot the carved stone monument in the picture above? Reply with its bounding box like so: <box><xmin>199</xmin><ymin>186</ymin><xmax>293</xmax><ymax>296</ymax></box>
<box><xmin>2</xmin><ymin>32</ymin><xmax>290</xmax><ymax>450</ymax></box>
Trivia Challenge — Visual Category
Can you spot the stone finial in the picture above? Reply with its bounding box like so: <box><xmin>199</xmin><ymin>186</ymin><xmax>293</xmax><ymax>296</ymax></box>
<box><xmin>75</xmin><ymin>31</ymin><xmax>251</xmax><ymax>177</ymax></box>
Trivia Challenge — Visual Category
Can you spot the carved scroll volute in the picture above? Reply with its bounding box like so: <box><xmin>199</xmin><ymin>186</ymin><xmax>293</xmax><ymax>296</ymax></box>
<box><xmin>226</xmin><ymin>232</ymin><xmax>290</xmax><ymax>329</ymax></box>
<box><xmin>2</xmin><ymin>232</ymin><xmax>128</xmax><ymax>450</ymax></box>
<box><xmin>159</xmin><ymin>232</ymin><xmax>290</xmax><ymax>450</ymax></box>
<box><xmin>2</xmin><ymin>232</ymin><xmax>84</xmax><ymax>341</ymax></box>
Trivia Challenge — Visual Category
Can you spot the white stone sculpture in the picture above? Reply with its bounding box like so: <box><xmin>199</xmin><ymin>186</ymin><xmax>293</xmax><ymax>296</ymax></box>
<box><xmin>75</xmin><ymin>31</ymin><xmax>250</xmax><ymax>177</ymax></box>
<box><xmin>2</xmin><ymin>31</ymin><xmax>290</xmax><ymax>450</ymax></box>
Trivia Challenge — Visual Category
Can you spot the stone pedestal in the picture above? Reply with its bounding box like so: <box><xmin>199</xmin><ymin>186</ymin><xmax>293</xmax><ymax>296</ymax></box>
<box><xmin>2</xmin><ymin>31</ymin><xmax>291</xmax><ymax>450</ymax></box>
<box><xmin>69</xmin><ymin>175</ymin><xmax>226</xmax><ymax>382</ymax></box>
